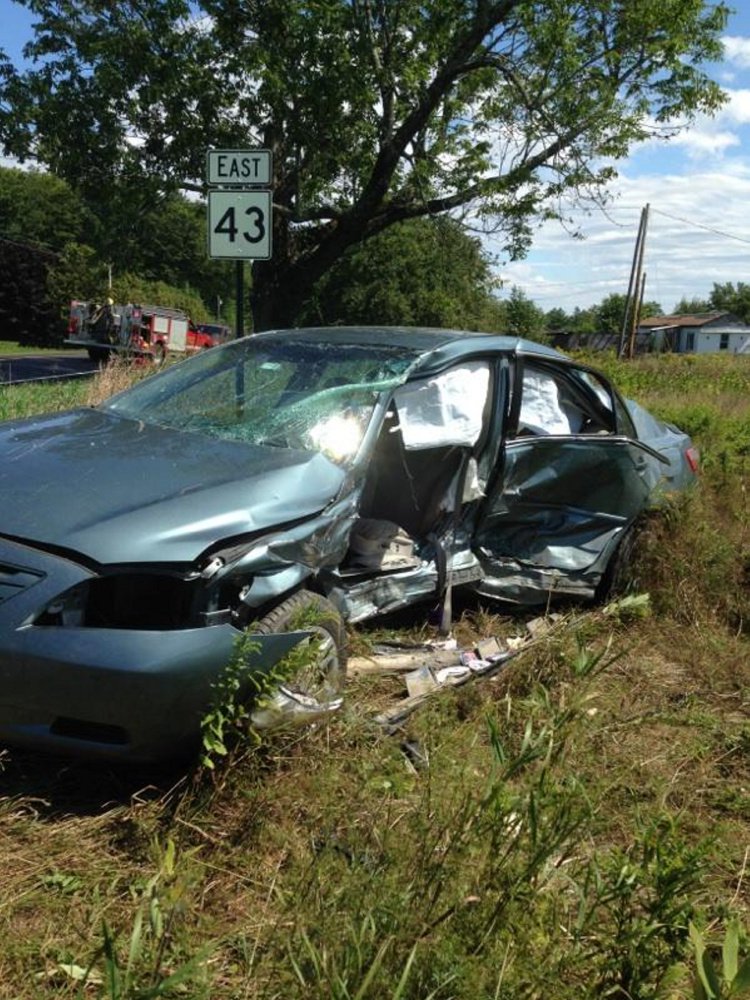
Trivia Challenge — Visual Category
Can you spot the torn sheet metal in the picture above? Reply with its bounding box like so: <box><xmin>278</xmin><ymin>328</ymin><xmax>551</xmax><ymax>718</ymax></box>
<box><xmin>329</xmin><ymin>561</ymin><xmax>439</xmax><ymax>622</ymax></box>
<box><xmin>329</xmin><ymin>547</ymin><xmax>483</xmax><ymax>622</ymax></box>
<box><xmin>475</xmin><ymin>435</ymin><xmax>650</xmax><ymax>602</ymax></box>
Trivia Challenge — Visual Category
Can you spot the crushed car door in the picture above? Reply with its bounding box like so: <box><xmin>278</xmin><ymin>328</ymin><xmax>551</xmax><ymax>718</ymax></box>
<box><xmin>331</xmin><ymin>360</ymin><xmax>494</xmax><ymax>620</ymax></box>
<box><xmin>474</xmin><ymin>357</ymin><xmax>667</xmax><ymax>604</ymax></box>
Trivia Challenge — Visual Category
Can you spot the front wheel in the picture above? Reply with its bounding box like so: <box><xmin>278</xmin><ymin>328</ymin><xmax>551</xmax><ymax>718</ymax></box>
<box><xmin>249</xmin><ymin>592</ymin><xmax>347</xmax><ymax>729</ymax></box>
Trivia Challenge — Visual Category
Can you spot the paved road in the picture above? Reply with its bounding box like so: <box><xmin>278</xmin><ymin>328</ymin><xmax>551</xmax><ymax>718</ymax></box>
<box><xmin>0</xmin><ymin>352</ymin><xmax>99</xmax><ymax>385</ymax></box>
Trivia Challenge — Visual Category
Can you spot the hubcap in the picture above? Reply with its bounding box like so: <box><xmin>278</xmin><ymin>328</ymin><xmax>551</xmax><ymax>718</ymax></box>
<box><xmin>250</xmin><ymin>628</ymin><xmax>344</xmax><ymax>729</ymax></box>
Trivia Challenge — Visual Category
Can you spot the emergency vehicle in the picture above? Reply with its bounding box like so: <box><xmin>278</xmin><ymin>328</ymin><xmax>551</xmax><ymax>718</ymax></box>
<box><xmin>65</xmin><ymin>301</ymin><xmax>215</xmax><ymax>363</ymax></box>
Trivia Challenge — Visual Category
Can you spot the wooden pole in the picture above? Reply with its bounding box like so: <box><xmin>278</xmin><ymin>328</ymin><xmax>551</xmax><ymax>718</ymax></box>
<box><xmin>618</xmin><ymin>208</ymin><xmax>646</xmax><ymax>357</ymax></box>
<box><xmin>627</xmin><ymin>204</ymin><xmax>649</xmax><ymax>359</ymax></box>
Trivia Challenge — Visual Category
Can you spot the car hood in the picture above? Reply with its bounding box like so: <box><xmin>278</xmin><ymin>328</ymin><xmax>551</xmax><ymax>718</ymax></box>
<box><xmin>0</xmin><ymin>409</ymin><xmax>346</xmax><ymax>565</ymax></box>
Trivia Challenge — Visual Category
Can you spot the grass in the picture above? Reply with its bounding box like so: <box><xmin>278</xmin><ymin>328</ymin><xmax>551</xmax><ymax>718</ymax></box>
<box><xmin>0</xmin><ymin>356</ymin><xmax>153</xmax><ymax>423</ymax></box>
<box><xmin>0</xmin><ymin>339</ymin><xmax>72</xmax><ymax>356</ymax></box>
<box><xmin>0</xmin><ymin>352</ymin><xmax>749</xmax><ymax>997</ymax></box>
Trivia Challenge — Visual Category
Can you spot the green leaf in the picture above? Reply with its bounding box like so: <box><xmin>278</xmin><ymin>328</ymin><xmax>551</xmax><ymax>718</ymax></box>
<box><xmin>724</xmin><ymin>920</ymin><xmax>740</xmax><ymax>984</ymax></box>
<box><xmin>125</xmin><ymin>906</ymin><xmax>144</xmax><ymax>977</ymax></box>
<box><xmin>699</xmin><ymin>952</ymin><xmax>722</xmax><ymax>1000</ymax></box>
<box><xmin>392</xmin><ymin>944</ymin><xmax>417</xmax><ymax>1000</ymax></box>
<box><xmin>57</xmin><ymin>963</ymin><xmax>102</xmax><ymax>984</ymax></box>
<box><xmin>0</xmin><ymin>0</ymin><xmax>730</xmax><ymax>330</ymax></box>
<box><xmin>351</xmin><ymin>937</ymin><xmax>392</xmax><ymax>1000</ymax></box>
<box><xmin>691</xmin><ymin>924</ymin><xmax>719</xmax><ymax>1000</ymax></box>
<box><xmin>147</xmin><ymin>942</ymin><xmax>215</xmax><ymax>998</ymax></box>
<box><xmin>730</xmin><ymin>956</ymin><xmax>750</xmax><ymax>995</ymax></box>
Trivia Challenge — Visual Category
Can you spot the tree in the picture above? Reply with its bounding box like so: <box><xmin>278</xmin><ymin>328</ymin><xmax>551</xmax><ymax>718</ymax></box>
<box><xmin>0</xmin><ymin>165</ymin><xmax>96</xmax><ymax>251</ymax></box>
<box><xmin>0</xmin><ymin>236</ymin><xmax>59</xmax><ymax>344</ymax></box>
<box><xmin>299</xmin><ymin>216</ymin><xmax>505</xmax><ymax>330</ymax></box>
<box><xmin>709</xmin><ymin>282</ymin><xmax>750</xmax><ymax>324</ymax></box>
<box><xmin>570</xmin><ymin>306</ymin><xmax>598</xmax><ymax>335</ymax></box>
<box><xmin>109</xmin><ymin>273</ymin><xmax>210</xmax><ymax>322</ymax></box>
<box><xmin>545</xmin><ymin>307</ymin><xmax>570</xmax><ymax>334</ymax></box>
<box><xmin>505</xmin><ymin>286</ymin><xmax>546</xmax><ymax>342</ymax></box>
<box><xmin>0</xmin><ymin>1</ymin><xmax>728</xmax><ymax>331</ymax></box>
<box><xmin>673</xmin><ymin>295</ymin><xmax>711</xmax><ymax>314</ymax></box>
<box><xmin>85</xmin><ymin>188</ymin><xmax>235</xmax><ymax>314</ymax></box>
<box><xmin>45</xmin><ymin>241</ymin><xmax>107</xmax><ymax>313</ymax></box>
<box><xmin>596</xmin><ymin>292</ymin><xmax>662</xmax><ymax>335</ymax></box>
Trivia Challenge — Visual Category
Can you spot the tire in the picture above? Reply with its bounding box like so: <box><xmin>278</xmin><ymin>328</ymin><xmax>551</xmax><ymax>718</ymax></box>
<box><xmin>152</xmin><ymin>342</ymin><xmax>167</xmax><ymax>366</ymax></box>
<box><xmin>249</xmin><ymin>592</ymin><xmax>347</xmax><ymax>729</ymax></box>
<box><xmin>87</xmin><ymin>347</ymin><xmax>110</xmax><ymax>363</ymax></box>
<box><xmin>596</xmin><ymin>522</ymin><xmax>639</xmax><ymax>603</ymax></box>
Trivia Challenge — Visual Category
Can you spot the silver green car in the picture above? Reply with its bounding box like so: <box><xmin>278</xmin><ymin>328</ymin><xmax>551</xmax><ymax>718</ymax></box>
<box><xmin>0</xmin><ymin>327</ymin><xmax>698</xmax><ymax>759</ymax></box>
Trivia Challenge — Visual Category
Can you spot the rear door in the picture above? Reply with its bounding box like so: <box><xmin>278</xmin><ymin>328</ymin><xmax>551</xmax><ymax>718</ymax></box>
<box><xmin>474</xmin><ymin>356</ymin><xmax>664</xmax><ymax>603</ymax></box>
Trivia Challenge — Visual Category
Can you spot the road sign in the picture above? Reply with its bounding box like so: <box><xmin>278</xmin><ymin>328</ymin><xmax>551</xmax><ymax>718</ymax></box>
<box><xmin>207</xmin><ymin>149</ymin><xmax>272</xmax><ymax>186</ymax></box>
<box><xmin>208</xmin><ymin>190</ymin><xmax>272</xmax><ymax>260</ymax></box>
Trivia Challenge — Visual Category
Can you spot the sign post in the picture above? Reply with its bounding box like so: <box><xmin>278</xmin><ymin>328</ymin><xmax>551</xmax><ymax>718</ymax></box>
<box><xmin>206</xmin><ymin>149</ymin><xmax>273</xmax><ymax>338</ymax></box>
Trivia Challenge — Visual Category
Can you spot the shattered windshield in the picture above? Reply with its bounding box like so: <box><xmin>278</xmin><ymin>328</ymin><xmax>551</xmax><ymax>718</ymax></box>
<box><xmin>102</xmin><ymin>336</ymin><xmax>414</xmax><ymax>465</ymax></box>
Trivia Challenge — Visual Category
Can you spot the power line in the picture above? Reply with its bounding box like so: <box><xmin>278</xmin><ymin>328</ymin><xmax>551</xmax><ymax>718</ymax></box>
<box><xmin>638</xmin><ymin>207</ymin><xmax>750</xmax><ymax>246</ymax></box>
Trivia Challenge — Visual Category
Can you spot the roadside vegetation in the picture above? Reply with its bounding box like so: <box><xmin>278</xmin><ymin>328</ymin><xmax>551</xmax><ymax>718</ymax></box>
<box><xmin>0</xmin><ymin>351</ymin><xmax>749</xmax><ymax>998</ymax></box>
<box><xmin>0</xmin><ymin>340</ymin><xmax>71</xmax><ymax>356</ymax></box>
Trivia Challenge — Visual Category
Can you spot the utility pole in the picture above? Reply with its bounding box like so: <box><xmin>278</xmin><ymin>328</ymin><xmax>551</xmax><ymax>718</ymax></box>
<box><xmin>618</xmin><ymin>203</ymin><xmax>650</xmax><ymax>358</ymax></box>
<box><xmin>627</xmin><ymin>204</ymin><xmax>650</xmax><ymax>359</ymax></box>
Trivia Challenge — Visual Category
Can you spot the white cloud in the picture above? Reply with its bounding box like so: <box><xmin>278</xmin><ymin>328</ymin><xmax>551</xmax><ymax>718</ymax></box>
<box><xmin>722</xmin><ymin>35</ymin><xmax>750</xmax><ymax>69</ymax></box>
<box><xmin>492</xmin><ymin>166</ymin><xmax>750</xmax><ymax>312</ymax></box>
<box><xmin>635</xmin><ymin>89</ymin><xmax>750</xmax><ymax>159</ymax></box>
<box><xmin>668</xmin><ymin>128</ymin><xmax>740</xmax><ymax>156</ymax></box>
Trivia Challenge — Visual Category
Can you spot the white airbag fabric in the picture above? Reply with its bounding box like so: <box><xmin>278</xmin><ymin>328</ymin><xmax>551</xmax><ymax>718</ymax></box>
<box><xmin>394</xmin><ymin>362</ymin><xmax>490</xmax><ymax>449</ymax></box>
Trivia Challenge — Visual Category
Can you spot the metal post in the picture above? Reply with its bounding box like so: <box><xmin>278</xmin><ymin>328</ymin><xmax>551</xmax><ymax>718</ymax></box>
<box><xmin>235</xmin><ymin>260</ymin><xmax>244</xmax><ymax>339</ymax></box>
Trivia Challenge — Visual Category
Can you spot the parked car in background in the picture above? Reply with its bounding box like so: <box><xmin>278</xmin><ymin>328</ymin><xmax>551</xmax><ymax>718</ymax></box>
<box><xmin>195</xmin><ymin>322</ymin><xmax>232</xmax><ymax>345</ymax></box>
<box><xmin>0</xmin><ymin>327</ymin><xmax>698</xmax><ymax>760</ymax></box>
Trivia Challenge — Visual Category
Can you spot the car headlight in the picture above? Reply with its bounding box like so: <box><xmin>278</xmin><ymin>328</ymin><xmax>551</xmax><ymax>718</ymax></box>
<box><xmin>35</xmin><ymin>582</ymin><xmax>88</xmax><ymax>627</ymax></box>
<box><xmin>34</xmin><ymin>573</ymin><xmax>200</xmax><ymax>630</ymax></box>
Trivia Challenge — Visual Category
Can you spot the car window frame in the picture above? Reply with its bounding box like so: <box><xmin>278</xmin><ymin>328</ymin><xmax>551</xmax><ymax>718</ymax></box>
<box><xmin>507</xmin><ymin>357</ymin><xmax>637</xmax><ymax>440</ymax></box>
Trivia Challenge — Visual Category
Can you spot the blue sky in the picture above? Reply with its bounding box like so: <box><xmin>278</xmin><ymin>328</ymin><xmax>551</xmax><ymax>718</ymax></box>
<box><xmin>1</xmin><ymin>1</ymin><xmax>749</xmax><ymax>314</ymax></box>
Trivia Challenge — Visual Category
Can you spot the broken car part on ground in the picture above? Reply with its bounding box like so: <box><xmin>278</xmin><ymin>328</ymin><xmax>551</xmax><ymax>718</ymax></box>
<box><xmin>0</xmin><ymin>327</ymin><xmax>698</xmax><ymax>759</ymax></box>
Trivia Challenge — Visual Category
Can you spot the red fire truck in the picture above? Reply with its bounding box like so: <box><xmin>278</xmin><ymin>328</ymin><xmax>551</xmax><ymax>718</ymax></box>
<box><xmin>65</xmin><ymin>301</ymin><xmax>216</xmax><ymax>363</ymax></box>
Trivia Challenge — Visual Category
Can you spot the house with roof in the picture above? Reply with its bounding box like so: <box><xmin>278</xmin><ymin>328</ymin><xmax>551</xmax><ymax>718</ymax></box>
<box><xmin>637</xmin><ymin>312</ymin><xmax>750</xmax><ymax>354</ymax></box>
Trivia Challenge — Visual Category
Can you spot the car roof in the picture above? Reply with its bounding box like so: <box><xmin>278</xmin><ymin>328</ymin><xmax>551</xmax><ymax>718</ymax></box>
<box><xmin>253</xmin><ymin>325</ymin><xmax>565</xmax><ymax>376</ymax></box>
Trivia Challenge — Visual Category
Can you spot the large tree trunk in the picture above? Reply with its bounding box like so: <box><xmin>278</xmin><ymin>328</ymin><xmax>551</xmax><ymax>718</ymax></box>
<box><xmin>250</xmin><ymin>258</ymin><xmax>313</xmax><ymax>332</ymax></box>
<box><xmin>250</xmin><ymin>217</ymin><xmax>363</xmax><ymax>331</ymax></box>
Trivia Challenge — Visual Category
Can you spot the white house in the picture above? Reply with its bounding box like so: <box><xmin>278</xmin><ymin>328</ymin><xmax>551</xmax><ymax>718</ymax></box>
<box><xmin>638</xmin><ymin>312</ymin><xmax>750</xmax><ymax>354</ymax></box>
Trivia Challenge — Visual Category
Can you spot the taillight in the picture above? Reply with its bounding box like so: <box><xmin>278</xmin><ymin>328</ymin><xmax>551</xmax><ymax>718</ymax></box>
<box><xmin>685</xmin><ymin>446</ymin><xmax>700</xmax><ymax>474</ymax></box>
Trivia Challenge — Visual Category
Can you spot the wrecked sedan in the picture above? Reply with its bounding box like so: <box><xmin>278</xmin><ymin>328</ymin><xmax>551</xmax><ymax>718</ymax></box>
<box><xmin>0</xmin><ymin>327</ymin><xmax>698</xmax><ymax>759</ymax></box>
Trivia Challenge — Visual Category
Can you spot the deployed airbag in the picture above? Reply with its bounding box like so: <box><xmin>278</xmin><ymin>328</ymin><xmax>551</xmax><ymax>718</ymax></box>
<box><xmin>394</xmin><ymin>362</ymin><xmax>490</xmax><ymax>449</ymax></box>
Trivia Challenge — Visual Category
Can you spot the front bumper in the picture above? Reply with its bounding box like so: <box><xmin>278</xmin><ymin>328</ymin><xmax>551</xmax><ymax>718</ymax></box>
<box><xmin>0</xmin><ymin>537</ymin><xmax>302</xmax><ymax>761</ymax></box>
